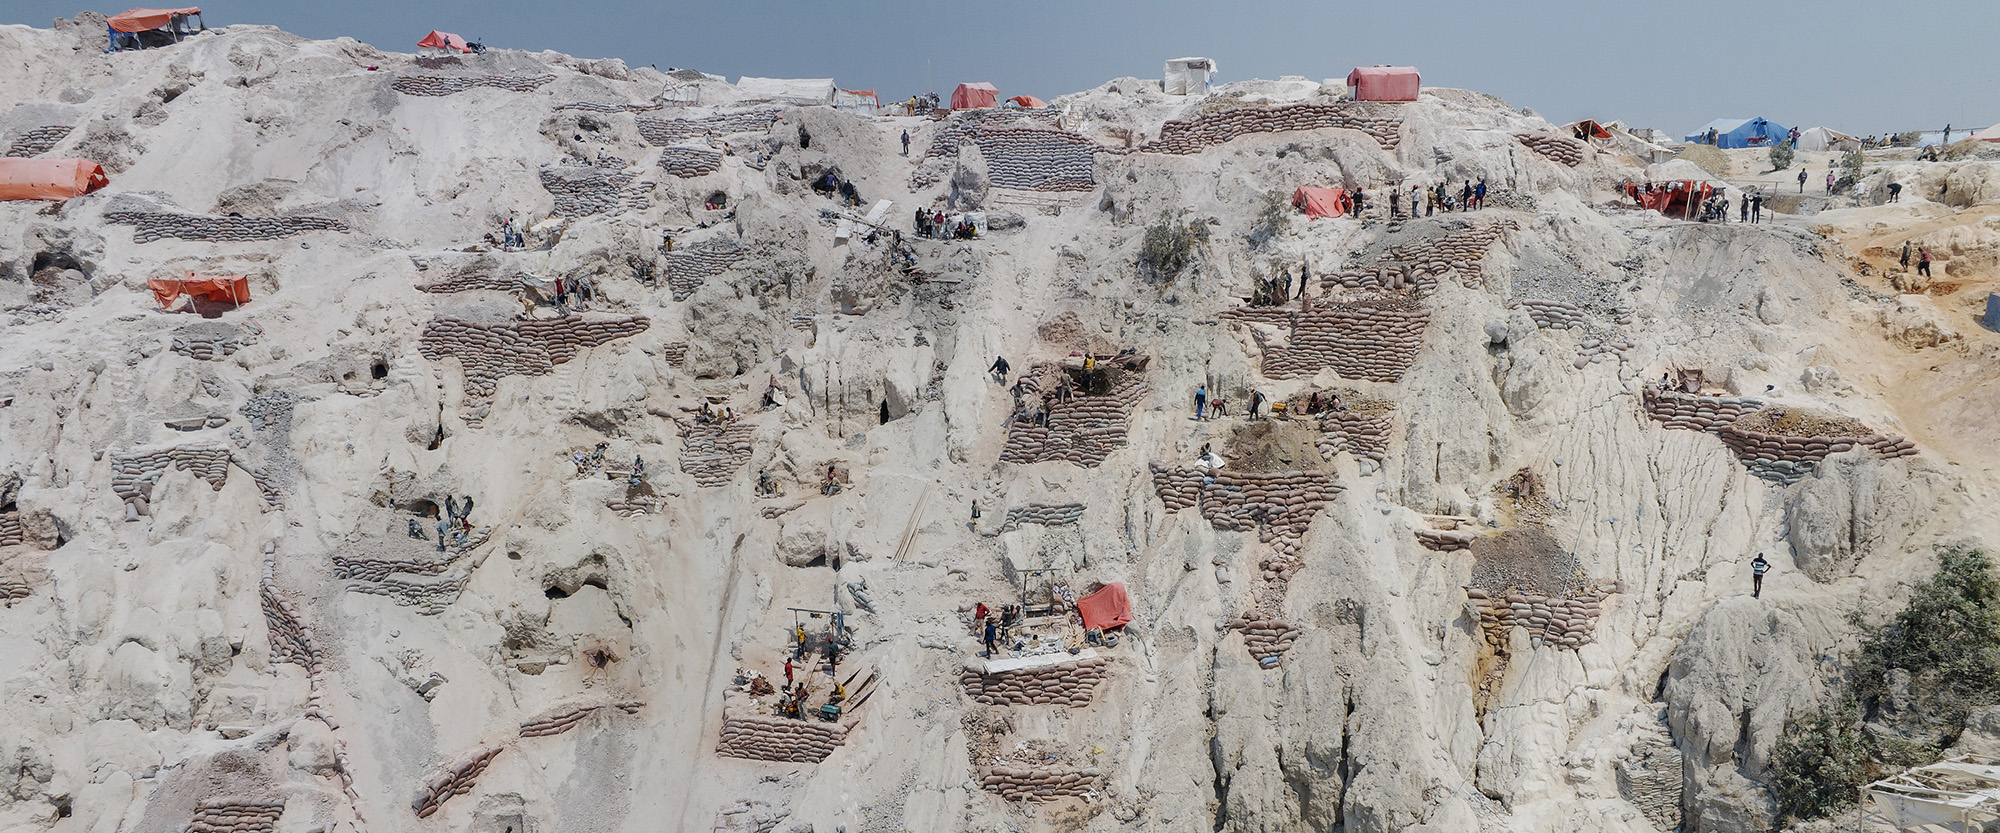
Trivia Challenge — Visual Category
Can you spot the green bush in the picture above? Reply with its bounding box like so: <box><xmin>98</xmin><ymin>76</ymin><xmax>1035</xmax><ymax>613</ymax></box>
<box><xmin>1769</xmin><ymin>141</ymin><xmax>1796</xmax><ymax>172</ymax></box>
<box><xmin>1769</xmin><ymin>696</ymin><xmax>1871</xmax><ymax>825</ymax></box>
<box><xmin>1139</xmin><ymin>211</ymin><xmax>1208</xmax><ymax>283</ymax></box>
<box><xmin>1247</xmin><ymin>190</ymin><xmax>1291</xmax><ymax>249</ymax></box>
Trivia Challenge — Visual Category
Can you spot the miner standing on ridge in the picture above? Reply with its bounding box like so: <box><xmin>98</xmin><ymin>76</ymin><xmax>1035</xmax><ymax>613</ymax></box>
<box><xmin>1752</xmin><ymin>553</ymin><xmax>1770</xmax><ymax>598</ymax></box>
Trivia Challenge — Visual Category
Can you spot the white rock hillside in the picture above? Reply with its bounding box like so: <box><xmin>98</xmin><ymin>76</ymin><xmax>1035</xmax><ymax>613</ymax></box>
<box><xmin>2</xmin><ymin>20</ymin><xmax>1997</xmax><ymax>833</ymax></box>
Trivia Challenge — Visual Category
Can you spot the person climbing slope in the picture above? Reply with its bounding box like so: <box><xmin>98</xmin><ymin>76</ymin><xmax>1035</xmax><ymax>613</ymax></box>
<box><xmin>1194</xmin><ymin>384</ymin><xmax>1208</xmax><ymax>420</ymax></box>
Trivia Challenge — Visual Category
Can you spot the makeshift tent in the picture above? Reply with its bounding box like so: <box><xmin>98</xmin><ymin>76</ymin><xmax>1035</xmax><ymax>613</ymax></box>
<box><xmin>0</xmin><ymin>158</ymin><xmax>109</xmax><ymax>201</ymax></box>
<box><xmin>1075</xmin><ymin>583</ymin><xmax>1132</xmax><ymax>631</ymax></box>
<box><xmin>415</xmin><ymin>30</ymin><xmax>472</xmax><ymax>53</ymax></box>
<box><xmin>951</xmin><ymin>82</ymin><xmax>999</xmax><ymax>110</ymax></box>
<box><xmin>1163</xmin><ymin>57</ymin><xmax>1217</xmax><ymax>95</ymax></box>
<box><xmin>832</xmin><ymin>88</ymin><xmax>878</xmax><ymax>109</ymax></box>
<box><xmin>1566</xmin><ymin>119</ymin><xmax>1612</xmax><ymax>141</ymax></box>
<box><xmin>1290</xmin><ymin>186</ymin><xmax>1349</xmax><ymax>219</ymax></box>
<box><xmin>1347</xmin><ymin>66</ymin><xmax>1419</xmax><ymax>102</ymax></box>
<box><xmin>1623</xmin><ymin>180</ymin><xmax>1715</xmax><ymax>217</ymax></box>
<box><xmin>107</xmin><ymin>7</ymin><xmax>202</xmax><ymax>51</ymax></box>
<box><xmin>1006</xmin><ymin>95</ymin><xmax>1047</xmax><ymax>108</ymax></box>
<box><xmin>1795</xmin><ymin>126</ymin><xmax>1860</xmax><ymax>152</ymax></box>
<box><xmin>149</xmin><ymin>270</ymin><xmax>249</xmax><ymax>309</ymax></box>
<box><xmin>735</xmin><ymin>77</ymin><xmax>835</xmax><ymax>105</ymax></box>
<box><xmin>1865</xmin><ymin>755</ymin><xmax>2000</xmax><ymax>831</ymax></box>
<box><xmin>1566</xmin><ymin>119</ymin><xmax>1675</xmax><ymax>162</ymax></box>
<box><xmin>1682</xmin><ymin>117</ymin><xmax>1787</xmax><ymax>149</ymax></box>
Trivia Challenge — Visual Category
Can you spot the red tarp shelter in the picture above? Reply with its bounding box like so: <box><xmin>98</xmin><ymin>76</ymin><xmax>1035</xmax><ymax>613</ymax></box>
<box><xmin>1076</xmin><ymin>582</ymin><xmax>1132</xmax><ymax>631</ymax></box>
<box><xmin>108</xmin><ymin>7</ymin><xmax>200</xmax><ymax>32</ymax></box>
<box><xmin>149</xmin><ymin>270</ymin><xmax>249</xmax><ymax>309</ymax></box>
<box><xmin>1347</xmin><ymin>66</ymin><xmax>1420</xmax><ymax>102</ymax></box>
<box><xmin>416</xmin><ymin>30</ymin><xmax>472</xmax><ymax>53</ymax></box>
<box><xmin>1290</xmin><ymin>186</ymin><xmax>1350</xmax><ymax>219</ymax></box>
<box><xmin>1007</xmin><ymin>95</ymin><xmax>1047</xmax><ymax>108</ymax></box>
<box><xmin>0</xmin><ymin>158</ymin><xmax>109</xmax><ymax>201</ymax></box>
<box><xmin>951</xmin><ymin>82</ymin><xmax>999</xmax><ymax>110</ymax></box>
<box><xmin>1623</xmin><ymin>181</ymin><xmax>1714</xmax><ymax>217</ymax></box>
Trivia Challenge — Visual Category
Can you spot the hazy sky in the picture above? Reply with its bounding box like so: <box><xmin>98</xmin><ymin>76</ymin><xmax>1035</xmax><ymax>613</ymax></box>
<box><xmin>10</xmin><ymin>1</ymin><xmax>1996</xmax><ymax>137</ymax></box>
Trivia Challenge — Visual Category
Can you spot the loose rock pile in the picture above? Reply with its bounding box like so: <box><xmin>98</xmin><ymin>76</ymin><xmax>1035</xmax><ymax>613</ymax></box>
<box><xmin>973</xmin><ymin>127</ymin><xmax>1097</xmax><ymax>192</ymax></box>
<box><xmin>409</xmin><ymin>55</ymin><xmax>461</xmax><ymax>69</ymax></box>
<box><xmin>1224</xmin><ymin>297</ymin><xmax>1431</xmax><ymax>381</ymax></box>
<box><xmin>518</xmin><ymin>699</ymin><xmax>644</xmax><ymax>737</ymax></box>
<box><xmin>1133</xmin><ymin>103</ymin><xmax>1403</xmax><ymax>154</ymax></box>
<box><xmin>187</xmin><ymin>799</ymin><xmax>285</xmax><ymax>833</ymax></box>
<box><xmin>993</xmin><ymin>502</ymin><xmax>1086</xmax><ymax>533</ymax></box>
<box><xmin>716</xmin><ymin>708</ymin><xmax>851</xmax><ymax>763</ymax></box>
<box><xmin>1616</xmin><ymin>734</ymin><xmax>1686</xmax><ymax>832</ymax></box>
<box><xmin>171</xmin><ymin>322</ymin><xmax>250</xmax><ymax>361</ymax></box>
<box><xmin>677</xmin><ymin>419</ymin><xmax>756</xmax><ymax>487</ymax></box>
<box><xmin>1514</xmin><ymin>133</ymin><xmax>1587</xmax><ymax>167</ymax></box>
<box><xmin>539</xmin><ymin>168</ymin><xmax>634</xmax><ymax>218</ymax></box>
<box><xmin>419</xmin><ymin>273</ymin><xmax>518</xmax><ymax>294</ymax></box>
<box><xmin>104</xmin><ymin>211</ymin><xmax>347</xmax><ymax>243</ymax></box>
<box><xmin>411</xmin><ymin>746</ymin><xmax>502</xmax><ymax>817</ymax></box>
<box><xmin>999</xmin><ymin>372</ymin><xmax>1146</xmax><ymax>467</ymax></box>
<box><xmin>1226</xmin><ymin>614</ymin><xmax>1301</xmax><ymax>664</ymax></box>
<box><xmin>664</xmin><ymin>241</ymin><xmax>743</xmax><ymax>301</ymax></box>
<box><xmin>959</xmin><ymin>656</ymin><xmax>1107</xmax><ymax>706</ymax></box>
<box><xmin>657</xmin><ymin>145</ymin><xmax>723</xmax><ymax>178</ymax></box>
<box><xmin>977</xmin><ymin>764</ymin><xmax>1103</xmax><ymax>802</ymax></box>
<box><xmin>1641</xmin><ymin>389</ymin><xmax>1917</xmax><ymax>484</ymax></box>
<box><xmin>5</xmin><ymin>124</ymin><xmax>72</xmax><ymax>157</ymax></box>
<box><xmin>390</xmin><ymin>74</ymin><xmax>554</xmax><ymax>96</ymax></box>
<box><xmin>418</xmin><ymin>314</ymin><xmax>650</xmax><ymax>426</ymax></box>
<box><xmin>635</xmin><ymin>111</ymin><xmax>780</xmax><ymax>146</ymax></box>
<box><xmin>1322</xmin><ymin>221</ymin><xmax>1514</xmax><ymax>294</ymax></box>
<box><xmin>1464</xmin><ymin>580</ymin><xmax>1617</xmax><ymax>649</ymax></box>
<box><xmin>111</xmin><ymin>444</ymin><xmax>231</xmax><ymax>516</ymax></box>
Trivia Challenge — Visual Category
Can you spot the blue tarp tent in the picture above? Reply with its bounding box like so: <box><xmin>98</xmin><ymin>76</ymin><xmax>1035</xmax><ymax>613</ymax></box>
<box><xmin>1683</xmin><ymin>117</ymin><xmax>1788</xmax><ymax>149</ymax></box>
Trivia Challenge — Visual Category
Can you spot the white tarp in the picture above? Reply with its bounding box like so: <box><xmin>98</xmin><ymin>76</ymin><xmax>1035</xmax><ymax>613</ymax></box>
<box><xmin>1163</xmin><ymin>57</ymin><xmax>1217</xmax><ymax>96</ymax></box>
<box><xmin>863</xmin><ymin>199</ymin><xmax>892</xmax><ymax>227</ymax></box>
<box><xmin>977</xmin><ymin>647</ymin><xmax>1099</xmax><ymax>675</ymax></box>
<box><xmin>1796</xmin><ymin>126</ymin><xmax>1860</xmax><ymax>152</ymax></box>
<box><xmin>734</xmin><ymin>76</ymin><xmax>834</xmax><ymax>105</ymax></box>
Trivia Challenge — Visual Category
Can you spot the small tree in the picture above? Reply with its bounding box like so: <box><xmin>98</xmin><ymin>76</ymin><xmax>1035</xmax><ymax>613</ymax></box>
<box><xmin>1769</xmin><ymin>141</ymin><xmax>1796</xmax><ymax>172</ymax></box>
<box><xmin>1247</xmin><ymin>190</ymin><xmax>1291</xmax><ymax>249</ymax></box>
<box><xmin>1834</xmin><ymin>150</ymin><xmax>1863</xmax><ymax>192</ymax></box>
<box><xmin>1139</xmin><ymin>211</ymin><xmax>1209</xmax><ymax>283</ymax></box>
<box><xmin>1769</xmin><ymin>697</ymin><xmax>1871</xmax><ymax>825</ymax></box>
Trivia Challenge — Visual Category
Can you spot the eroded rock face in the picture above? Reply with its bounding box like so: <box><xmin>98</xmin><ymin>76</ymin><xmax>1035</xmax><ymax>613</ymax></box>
<box><xmin>1784</xmin><ymin>452</ymin><xmax>1933</xmax><ymax>581</ymax></box>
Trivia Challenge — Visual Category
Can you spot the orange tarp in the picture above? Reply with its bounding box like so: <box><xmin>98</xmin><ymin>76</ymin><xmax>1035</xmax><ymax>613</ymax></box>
<box><xmin>416</xmin><ymin>30</ymin><xmax>472</xmax><ymax>53</ymax></box>
<box><xmin>1623</xmin><ymin>180</ymin><xmax>1714</xmax><ymax>216</ymax></box>
<box><xmin>0</xmin><ymin>158</ymin><xmax>109</xmax><ymax>201</ymax></box>
<box><xmin>951</xmin><ymin>82</ymin><xmax>998</xmax><ymax>110</ymax></box>
<box><xmin>1290</xmin><ymin>186</ymin><xmax>1349</xmax><ymax>219</ymax></box>
<box><xmin>1007</xmin><ymin>95</ymin><xmax>1047</xmax><ymax>108</ymax></box>
<box><xmin>149</xmin><ymin>271</ymin><xmax>249</xmax><ymax>309</ymax></box>
<box><xmin>1076</xmin><ymin>582</ymin><xmax>1132</xmax><ymax>631</ymax></box>
<box><xmin>108</xmin><ymin>7</ymin><xmax>200</xmax><ymax>33</ymax></box>
<box><xmin>1347</xmin><ymin>66</ymin><xmax>1420</xmax><ymax>102</ymax></box>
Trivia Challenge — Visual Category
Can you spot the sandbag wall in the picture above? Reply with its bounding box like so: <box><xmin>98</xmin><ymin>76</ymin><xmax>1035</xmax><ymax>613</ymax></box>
<box><xmin>999</xmin><ymin>372</ymin><xmax>1146</xmax><ymax>467</ymax></box>
<box><xmin>1515</xmin><ymin>298</ymin><xmax>1587</xmax><ymax>329</ymax></box>
<box><xmin>187</xmin><ymin>799</ymin><xmax>286</xmax><ymax>833</ymax></box>
<box><xmin>974</xmin><ymin>127</ymin><xmax>1097</xmax><ymax>192</ymax></box>
<box><xmin>1322</xmin><ymin>222</ymin><xmax>1514</xmax><ymax>294</ymax></box>
<box><xmin>912</xmin><ymin>109</ymin><xmax>1064</xmax><ymax>189</ymax></box>
<box><xmin>1315</xmin><ymin>407</ymin><xmax>1393</xmax><ymax>463</ymax></box>
<box><xmin>1464</xmin><ymin>580</ymin><xmax>1617</xmax><ymax>649</ymax></box>
<box><xmin>678</xmin><ymin>420</ymin><xmax>756</xmax><ymax>487</ymax></box>
<box><xmin>539</xmin><ymin>168</ymin><xmax>634</xmax><ymax>218</ymax></box>
<box><xmin>1227</xmin><ymin>614</ymin><xmax>1301</xmax><ymax>664</ymax></box>
<box><xmin>976</xmin><ymin>765</ymin><xmax>1104</xmax><ymax>802</ymax></box>
<box><xmin>635</xmin><ymin>111</ymin><xmax>780</xmax><ymax>146</ymax></box>
<box><xmin>6</xmin><ymin>125</ymin><xmax>72</xmax><ymax>157</ymax></box>
<box><xmin>658</xmin><ymin>146</ymin><xmax>723</xmax><ymax>178</ymax></box>
<box><xmin>419</xmin><ymin>273</ymin><xmax>518</xmax><ymax>293</ymax></box>
<box><xmin>0</xmin><ymin>574</ymin><xmax>29</xmax><ymax>603</ymax></box>
<box><xmin>411</xmin><ymin>746</ymin><xmax>503</xmax><ymax>817</ymax></box>
<box><xmin>346</xmin><ymin>572</ymin><xmax>472</xmax><ymax>614</ymax></box>
<box><xmin>1716</xmin><ymin>423</ymin><xmax>1916</xmax><ymax>485</ymax></box>
<box><xmin>171</xmin><ymin>322</ymin><xmax>249</xmax><ymax>361</ymax></box>
<box><xmin>1640</xmin><ymin>388</ymin><xmax>1763</xmax><ymax>433</ymax></box>
<box><xmin>518</xmin><ymin>700</ymin><xmax>644</xmax><ymax>738</ymax></box>
<box><xmin>105</xmin><ymin>211</ymin><xmax>347</xmax><ymax>244</ymax></box>
<box><xmin>1514</xmin><ymin>133</ymin><xmax>1587</xmax><ymax>167</ymax></box>
<box><xmin>417</xmin><ymin>314</ymin><xmax>649</xmax><ymax>426</ymax></box>
<box><xmin>716</xmin><ymin>709</ymin><xmax>850</xmax><ymax>763</ymax></box>
<box><xmin>557</xmin><ymin>100</ymin><xmax>662</xmax><ymax>113</ymax></box>
<box><xmin>0</xmin><ymin>510</ymin><xmax>23</xmax><ymax>546</ymax></box>
<box><xmin>1133</xmin><ymin>103</ymin><xmax>1402</xmax><ymax>154</ymax></box>
<box><xmin>331</xmin><ymin>541</ymin><xmax>463</xmax><ymax>582</ymax></box>
<box><xmin>993</xmin><ymin>502</ymin><xmax>1085</xmax><ymax>533</ymax></box>
<box><xmin>959</xmin><ymin>656</ymin><xmax>1107</xmax><ymax>706</ymax></box>
<box><xmin>660</xmin><ymin>342</ymin><xmax>689</xmax><ymax>365</ymax></box>
<box><xmin>664</xmin><ymin>242</ymin><xmax>743</xmax><ymax>301</ymax></box>
<box><xmin>1151</xmin><ymin>464</ymin><xmax>1340</xmax><ymax>612</ymax></box>
<box><xmin>1415</xmin><ymin>528</ymin><xmax>1475</xmax><ymax>551</ymax></box>
<box><xmin>110</xmin><ymin>445</ymin><xmax>231</xmax><ymax>516</ymax></box>
<box><xmin>1226</xmin><ymin>298</ymin><xmax>1430</xmax><ymax>381</ymax></box>
<box><xmin>390</xmin><ymin>74</ymin><xmax>554</xmax><ymax>96</ymax></box>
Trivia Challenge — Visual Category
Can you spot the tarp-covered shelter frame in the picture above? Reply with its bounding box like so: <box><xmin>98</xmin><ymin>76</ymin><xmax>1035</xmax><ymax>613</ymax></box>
<box><xmin>1865</xmin><ymin>755</ymin><xmax>2000</xmax><ymax>832</ymax></box>
<box><xmin>1796</xmin><ymin>126</ymin><xmax>1860</xmax><ymax>152</ymax></box>
<box><xmin>1290</xmin><ymin>186</ymin><xmax>1350</xmax><ymax>219</ymax></box>
<box><xmin>1163</xmin><ymin>57</ymin><xmax>1218</xmax><ymax>96</ymax></box>
<box><xmin>951</xmin><ymin>82</ymin><xmax>999</xmax><ymax>110</ymax></box>
<box><xmin>416</xmin><ymin>30</ymin><xmax>473</xmax><ymax>54</ymax></box>
<box><xmin>0</xmin><ymin>158</ymin><xmax>110</xmax><ymax>201</ymax></box>
<box><xmin>1567</xmin><ymin>119</ymin><xmax>1676</xmax><ymax>162</ymax></box>
<box><xmin>1683</xmin><ymin>117</ymin><xmax>1788</xmax><ymax>149</ymax></box>
<box><xmin>832</xmin><ymin>88</ymin><xmax>879</xmax><ymax>110</ymax></box>
<box><xmin>1347</xmin><ymin>66</ymin><xmax>1420</xmax><ymax>102</ymax></box>
<box><xmin>148</xmin><ymin>270</ymin><xmax>250</xmax><ymax>311</ymax></box>
<box><xmin>1623</xmin><ymin>180</ymin><xmax>1715</xmax><ymax>219</ymax></box>
<box><xmin>107</xmin><ymin>7</ymin><xmax>204</xmax><ymax>52</ymax></box>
